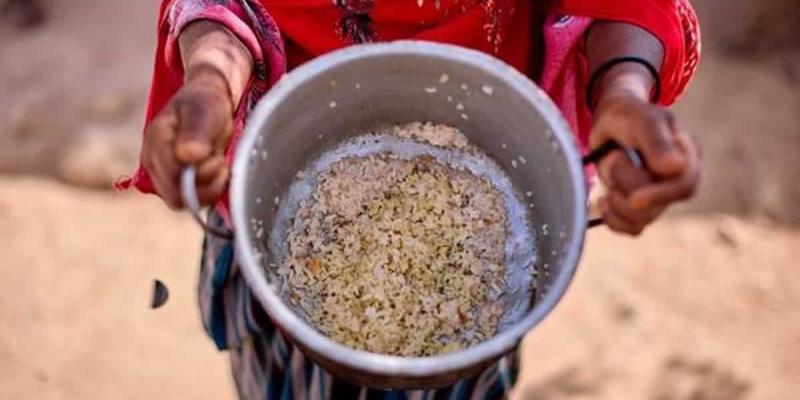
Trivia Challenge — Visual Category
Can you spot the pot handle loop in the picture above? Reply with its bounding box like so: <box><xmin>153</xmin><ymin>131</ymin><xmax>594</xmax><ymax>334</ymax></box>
<box><xmin>582</xmin><ymin>140</ymin><xmax>644</xmax><ymax>229</ymax></box>
<box><xmin>180</xmin><ymin>166</ymin><xmax>234</xmax><ymax>239</ymax></box>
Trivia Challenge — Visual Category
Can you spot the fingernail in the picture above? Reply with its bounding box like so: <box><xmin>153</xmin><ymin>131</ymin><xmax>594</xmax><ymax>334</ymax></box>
<box><xmin>176</xmin><ymin>141</ymin><xmax>212</xmax><ymax>162</ymax></box>
<box><xmin>664</xmin><ymin>152</ymin><xmax>686</xmax><ymax>174</ymax></box>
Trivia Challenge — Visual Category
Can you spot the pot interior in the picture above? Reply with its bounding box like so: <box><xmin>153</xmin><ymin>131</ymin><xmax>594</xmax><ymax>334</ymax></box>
<box><xmin>234</xmin><ymin>43</ymin><xmax>587</xmax><ymax>358</ymax></box>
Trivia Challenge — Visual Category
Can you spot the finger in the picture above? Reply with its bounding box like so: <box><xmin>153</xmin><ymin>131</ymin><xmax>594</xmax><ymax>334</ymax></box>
<box><xmin>174</xmin><ymin>96</ymin><xmax>227</xmax><ymax>164</ymax></box>
<box><xmin>214</xmin><ymin>112</ymin><xmax>234</xmax><ymax>153</ymax></box>
<box><xmin>600</xmin><ymin>198</ymin><xmax>645</xmax><ymax>236</ymax></box>
<box><xmin>149</xmin><ymin>159</ymin><xmax>183</xmax><ymax>209</ymax></box>
<box><xmin>195</xmin><ymin>167</ymin><xmax>229</xmax><ymax>206</ymax></box>
<box><xmin>153</xmin><ymin>138</ymin><xmax>182</xmax><ymax>179</ymax></box>
<box><xmin>634</xmin><ymin>109</ymin><xmax>686</xmax><ymax>178</ymax></box>
<box><xmin>597</xmin><ymin>151</ymin><xmax>623</xmax><ymax>189</ymax></box>
<box><xmin>143</xmin><ymin>110</ymin><xmax>182</xmax><ymax>208</ymax></box>
<box><xmin>150</xmin><ymin>120</ymin><xmax>183</xmax><ymax>203</ymax></box>
<box><xmin>143</xmin><ymin>110</ymin><xmax>177</xmax><ymax>164</ymax></box>
<box><xmin>145</xmin><ymin>107</ymin><xmax>178</xmax><ymax>142</ymax></box>
<box><xmin>150</xmin><ymin>156</ymin><xmax>182</xmax><ymax>209</ymax></box>
<box><xmin>601</xmin><ymin>152</ymin><xmax>653</xmax><ymax>195</ymax></box>
<box><xmin>607</xmin><ymin>189</ymin><xmax>665</xmax><ymax>226</ymax></box>
<box><xmin>630</xmin><ymin>133</ymin><xmax>700</xmax><ymax>209</ymax></box>
<box><xmin>195</xmin><ymin>155</ymin><xmax>227</xmax><ymax>185</ymax></box>
<box><xmin>589</xmin><ymin>110</ymin><xmax>631</xmax><ymax>150</ymax></box>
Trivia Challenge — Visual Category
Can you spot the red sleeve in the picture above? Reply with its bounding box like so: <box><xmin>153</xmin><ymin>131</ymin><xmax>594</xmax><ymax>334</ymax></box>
<box><xmin>115</xmin><ymin>0</ymin><xmax>286</xmax><ymax>199</ymax></box>
<box><xmin>555</xmin><ymin>0</ymin><xmax>701</xmax><ymax>105</ymax></box>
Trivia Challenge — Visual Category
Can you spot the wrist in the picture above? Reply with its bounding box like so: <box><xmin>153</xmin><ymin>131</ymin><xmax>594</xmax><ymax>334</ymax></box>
<box><xmin>594</xmin><ymin>62</ymin><xmax>655</xmax><ymax>108</ymax></box>
<box><xmin>185</xmin><ymin>63</ymin><xmax>234</xmax><ymax>109</ymax></box>
<box><xmin>179</xmin><ymin>21</ymin><xmax>253</xmax><ymax>109</ymax></box>
<box><xmin>186</xmin><ymin>63</ymin><xmax>230</xmax><ymax>90</ymax></box>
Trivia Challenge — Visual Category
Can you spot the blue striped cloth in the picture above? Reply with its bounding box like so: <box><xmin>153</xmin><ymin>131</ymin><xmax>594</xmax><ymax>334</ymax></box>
<box><xmin>199</xmin><ymin>210</ymin><xmax>518</xmax><ymax>400</ymax></box>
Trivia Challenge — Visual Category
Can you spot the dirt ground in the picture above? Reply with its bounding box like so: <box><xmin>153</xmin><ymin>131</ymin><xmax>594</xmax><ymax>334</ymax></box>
<box><xmin>1</xmin><ymin>0</ymin><xmax>798</xmax><ymax>399</ymax></box>
<box><xmin>1</xmin><ymin>177</ymin><xmax>797</xmax><ymax>400</ymax></box>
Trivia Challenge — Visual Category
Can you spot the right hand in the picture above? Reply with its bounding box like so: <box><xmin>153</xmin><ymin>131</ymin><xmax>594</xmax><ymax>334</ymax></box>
<box><xmin>142</xmin><ymin>66</ymin><xmax>234</xmax><ymax>209</ymax></box>
<box><xmin>590</xmin><ymin>87</ymin><xmax>700</xmax><ymax>235</ymax></box>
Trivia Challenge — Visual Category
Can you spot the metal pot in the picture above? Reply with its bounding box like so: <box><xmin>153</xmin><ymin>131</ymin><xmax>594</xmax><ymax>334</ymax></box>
<box><xmin>180</xmin><ymin>41</ymin><xmax>626</xmax><ymax>389</ymax></box>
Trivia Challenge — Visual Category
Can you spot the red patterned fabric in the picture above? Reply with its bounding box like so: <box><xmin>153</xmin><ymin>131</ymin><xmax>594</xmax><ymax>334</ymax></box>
<box><xmin>117</xmin><ymin>0</ymin><xmax>701</xmax><ymax>224</ymax></box>
<box><xmin>556</xmin><ymin>0</ymin><xmax>701</xmax><ymax>105</ymax></box>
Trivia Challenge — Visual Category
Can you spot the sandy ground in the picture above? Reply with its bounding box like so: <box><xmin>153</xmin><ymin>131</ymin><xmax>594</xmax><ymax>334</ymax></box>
<box><xmin>1</xmin><ymin>176</ymin><xmax>797</xmax><ymax>400</ymax></box>
<box><xmin>1</xmin><ymin>0</ymin><xmax>799</xmax><ymax>399</ymax></box>
<box><xmin>0</xmin><ymin>178</ymin><xmax>233</xmax><ymax>400</ymax></box>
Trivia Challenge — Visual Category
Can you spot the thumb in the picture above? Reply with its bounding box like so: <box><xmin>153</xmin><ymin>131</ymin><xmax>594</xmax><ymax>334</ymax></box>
<box><xmin>174</xmin><ymin>95</ymin><xmax>228</xmax><ymax>164</ymax></box>
<box><xmin>635</xmin><ymin>110</ymin><xmax>686</xmax><ymax>178</ymax></box>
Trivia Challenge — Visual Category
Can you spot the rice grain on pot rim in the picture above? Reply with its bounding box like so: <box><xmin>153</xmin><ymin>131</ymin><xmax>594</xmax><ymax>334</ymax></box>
<box><xmin>278</xmin><ymin>123</ymin><xmax>509</xmax><ymax>356</ymax></box>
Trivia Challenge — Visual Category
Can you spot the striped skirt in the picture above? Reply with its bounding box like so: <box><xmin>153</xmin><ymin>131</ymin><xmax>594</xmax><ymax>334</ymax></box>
<box><xmin>200</xmin><ymin>211</ymin><xmax>518</xmax><ymax>400</ymax></box>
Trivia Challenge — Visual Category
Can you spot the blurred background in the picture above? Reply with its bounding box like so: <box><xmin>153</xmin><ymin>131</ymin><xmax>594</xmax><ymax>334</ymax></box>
<box><xmin>0</xmin><ymin>0</ymin><xmax>797</xmax><ymax>399</ymax></box>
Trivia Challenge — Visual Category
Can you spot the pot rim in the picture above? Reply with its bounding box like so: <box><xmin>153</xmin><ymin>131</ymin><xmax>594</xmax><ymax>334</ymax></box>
<box><xmin>231</xmin><ymin>41</ymin><xmax>587</xmax><ymax>378</ymax></box>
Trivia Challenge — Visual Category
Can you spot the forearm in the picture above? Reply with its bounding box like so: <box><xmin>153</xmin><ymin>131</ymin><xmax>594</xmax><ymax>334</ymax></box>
<box><xmin>179</xmin><ymin>20</ymin><xmax>254</xmax><ymax>108</ymax></box>
<box><xmin>586</xmin><ymin>22</ymin><xmax>664</xmax><ymax>106</ymax></box>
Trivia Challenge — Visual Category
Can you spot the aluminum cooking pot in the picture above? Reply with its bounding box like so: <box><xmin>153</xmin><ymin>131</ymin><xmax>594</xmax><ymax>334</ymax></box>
<box><xmin>178</xmin><ymin>41</ymin><xmax>634</xmax><ymax>389</ymax></box>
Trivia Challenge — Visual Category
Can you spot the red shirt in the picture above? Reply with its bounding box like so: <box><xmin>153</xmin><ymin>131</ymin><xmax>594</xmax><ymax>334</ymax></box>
<box><xmin>117</xmin><ymin>0</ymin><xmax>701</xmax><ymax>218</ymax></box>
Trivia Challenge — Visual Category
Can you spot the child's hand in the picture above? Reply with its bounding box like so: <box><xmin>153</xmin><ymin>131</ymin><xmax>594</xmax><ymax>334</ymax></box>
<box><xmin>142</xmin><ymin>67</ymin><xmax>234</xmax><ymax>209</ymax></box>
<box><xmin>590</xmin><ymin>90</ymin><xmax>701</xmax><ymax>235</ymax></box>
<box><xmin>141</xmin><ymin>20</ymin><xmax>253</xmax><ymax>209</ymax></box>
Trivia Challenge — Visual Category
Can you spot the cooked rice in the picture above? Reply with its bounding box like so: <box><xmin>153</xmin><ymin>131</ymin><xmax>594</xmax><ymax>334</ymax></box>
<box><xmin>278</xmin><ymin>123</ymin><xmax>507</xmax><ymax>356</ymax></box>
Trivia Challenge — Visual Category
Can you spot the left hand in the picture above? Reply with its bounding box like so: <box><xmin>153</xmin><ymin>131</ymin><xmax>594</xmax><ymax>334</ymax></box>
<box><xmin>590</xmin><ymin>91</ymin><xmax>701</xmax><ymax>235</ymax></box>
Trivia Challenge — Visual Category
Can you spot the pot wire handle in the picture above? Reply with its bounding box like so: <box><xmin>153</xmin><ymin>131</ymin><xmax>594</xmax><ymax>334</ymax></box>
<box><xmin>180</xmin><ymin>166</ymin><xmax>234</xmax><ymax>239</ymax></box>
<box><xmin>582</xmin><ymin>140</ymin><xmax>644</xmax><ymax>229</ymax></box>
